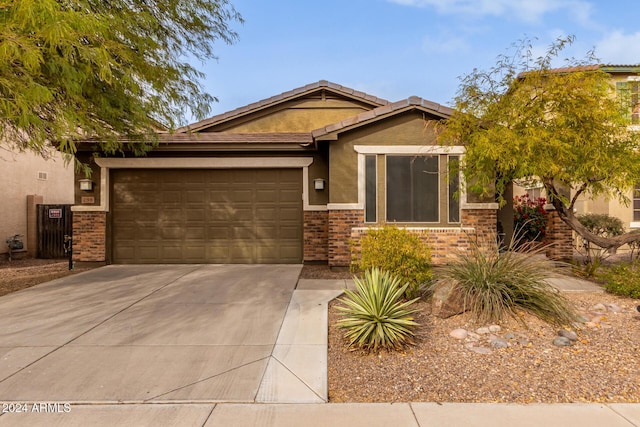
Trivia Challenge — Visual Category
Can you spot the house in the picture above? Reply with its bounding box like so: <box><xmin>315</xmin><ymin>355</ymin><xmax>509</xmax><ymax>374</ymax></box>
<box><xmin>514</xmin><ymin>65</ymin><xmax>640</xmax><ymax>248</ymax></box>
<box><xmin>0</xmin><ymin>147</ymin><xmax>74</xmax><ymax>258</ymax></box>
<box><xmin>71</xmin><ymin>81</ymin><xmax>507</xmax><ymax>266</ymax></box>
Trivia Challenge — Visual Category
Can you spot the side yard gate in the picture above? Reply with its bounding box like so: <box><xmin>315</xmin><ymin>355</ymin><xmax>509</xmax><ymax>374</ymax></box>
<box><xmin>37</xmin><ymin>205</ymin><xmax>73</xmax><ymax>259</ymax></box>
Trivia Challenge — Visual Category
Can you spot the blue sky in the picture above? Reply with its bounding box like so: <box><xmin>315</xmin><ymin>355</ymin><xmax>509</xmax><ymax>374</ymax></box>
<box><xmin>198</xmin><ymin>0</ymin><xmax>640</xmax><ymax>119</ymax></box>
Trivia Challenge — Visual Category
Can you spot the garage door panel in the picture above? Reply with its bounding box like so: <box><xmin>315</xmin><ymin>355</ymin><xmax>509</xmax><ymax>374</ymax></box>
<box><xmin>111</xmin><ymin>168</ymin><xmax>302</xmax><ymax>263</ymax></box>
<box><xmin>278</xmin><ymin>227</ymin><xmax>301</xmax><ymax>240</ymax></box>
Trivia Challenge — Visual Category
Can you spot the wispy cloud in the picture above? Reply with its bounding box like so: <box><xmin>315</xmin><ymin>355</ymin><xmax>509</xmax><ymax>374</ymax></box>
<box><xmin>422</xmin><ymin>34</ymin><xmax>470</xmax><ymax>54</ymax></box>
<box><xmin>596</xmin><ymin>31</ymin><xmax>640</xmax><ymax>64</ymax></box>
<box><xmin>387</xmin><ymin>0</ymin><xmax>593</xmax><ymax>25</ymax></box>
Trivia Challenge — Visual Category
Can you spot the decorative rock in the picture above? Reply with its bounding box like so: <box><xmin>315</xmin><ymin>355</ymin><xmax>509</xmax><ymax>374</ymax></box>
<box><xmin>449</xmin><ymin>329</ymin><xmax>468</xmax><ymax>340</ymax></box>
<box><xmin>431</xmin><ymin>280</ymin><xmax>468</xmax><ymax>318</ymax></box>
<box><xmin>552</xmin><ymin>336</ymin><xmax>573</xmax><ymax>347</ymax></box>
<box><xmin>605</xmin><ymin>303</ymin><xmax>622</xmax><ymax>313</ymax></box>
<box><xmin>467</xmin><ymin>332</ymin><xmax>481</xmax><ymax>341</ymax></box>
<box><xmin>488</xmin><ymin>325</ymin><xmax>501</xmax><ymax>333</ymax></box>
<box><xmin>504</xmin><ymin>332</ymin><xmax>516</xmax><ymax>340</ymax></box>
<box><xmin>490</xmin><ymin>338</ymin><xmax>509</xmax><ymax>349</ymax></box>
<box><xmin>558</xmin><ymin>329</ymin><xmax>578</xmax><ymax>342</ymax></box>
<box><xmin>469</xmin><ymin>346</ymin><xmax>492</xmax><ymax>354</ymax></box>
<box><xmin>589</xmin><ymin>303</ymin><xmax>607</xmax><ymax>314</ymax></box>
<box><xmin>476</xmin><ymin>327</ymin><xmax>491</xmax><ymax>335</ymax></box>
<box><xmin>517</xmin><ymin>338</ymin><xmax>532</xmax><ymax>346</ymax></box>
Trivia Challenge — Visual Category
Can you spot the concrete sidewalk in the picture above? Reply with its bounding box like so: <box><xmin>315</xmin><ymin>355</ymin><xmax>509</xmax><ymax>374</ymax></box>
<box><xmin>1</xmin><ymin>402</ymin><xmax>638</xmax><ymax>426</ymax></box>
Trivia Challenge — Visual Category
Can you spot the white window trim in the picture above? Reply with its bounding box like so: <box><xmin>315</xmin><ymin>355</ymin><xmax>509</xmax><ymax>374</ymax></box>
<box><xmin>354</xmin><ymin>145</ymin><xmax>465</xmax><ymax>155</ymax></box>
<box><xmin>72</xmin><ymin>157</ymin><xmax>317</xmax><ymax>213</ymax></box>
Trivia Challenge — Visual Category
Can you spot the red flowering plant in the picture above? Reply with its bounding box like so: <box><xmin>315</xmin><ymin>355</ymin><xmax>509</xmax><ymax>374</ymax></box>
<box><xmin>513</xmin><ymin>194</ymin><xmax>547</xmax><ymax>241</ymax></box>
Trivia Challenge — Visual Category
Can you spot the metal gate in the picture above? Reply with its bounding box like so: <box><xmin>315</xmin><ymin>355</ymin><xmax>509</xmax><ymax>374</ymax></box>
<box><xmin>37</xmin><ymin>205</ymin><xmax>73</xmax><ymax>258</ymax></box>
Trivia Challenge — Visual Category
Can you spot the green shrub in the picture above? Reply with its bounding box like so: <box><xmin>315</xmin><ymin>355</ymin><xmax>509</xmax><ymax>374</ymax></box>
<box><xmin>577</xmin><ymin>213</ymin><xmax>624</xmax><ymax>238</ymax></box>
<box><xmin>576</xmin><ymin>213</ymin><xmax>624</xmax><ymax>277</ymax></box>
<box><xmin>599</xmin><ymin>262</ymin><xmax>640</xmax><ymax>298</ymax></box>
<box><xmin>337</xmin><ymin>268</ymin><xmax>420</xmax><ymax>352</ymax></box>
<box><xmin>439</xmin><ymin>243</ymin><xmax>579</xmax><ymax>326</ymax></box>
<box><xmin>352</xmin><ymin>225</ymin><xmax>432</xmax><ymax>299</ymax></box>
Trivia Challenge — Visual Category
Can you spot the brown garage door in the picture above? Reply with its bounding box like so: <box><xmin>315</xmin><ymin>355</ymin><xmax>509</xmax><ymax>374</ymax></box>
<box><xmin>111</xmin><ymin>169</ymin><xmax>302</xmax><ymax>264</ymax></box>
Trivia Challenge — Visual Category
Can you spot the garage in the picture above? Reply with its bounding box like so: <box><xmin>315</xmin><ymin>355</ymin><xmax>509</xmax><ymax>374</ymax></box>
<box><xmin>111</xmin><ymin>168</ymin><xmax>303</xmax><ymax>264</ymax></box>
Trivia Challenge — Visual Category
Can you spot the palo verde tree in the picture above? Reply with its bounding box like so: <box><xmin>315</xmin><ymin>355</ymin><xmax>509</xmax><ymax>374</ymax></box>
<box><xmin>438</xmin><ymin>36</ymin><xmax>640</xmax><ymax>252</ymax></box>
<box><xmin>0</xmin><ymin>0</ymin><xmax>242</xmax><ymax>166</ymax></box>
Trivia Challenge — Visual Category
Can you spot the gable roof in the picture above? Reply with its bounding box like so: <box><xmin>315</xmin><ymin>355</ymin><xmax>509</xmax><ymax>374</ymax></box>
<box><xmin>178</xmin><ymin>80</ymin><xmax>390</xmax><ymax>133</ymax></box>
<box><xmin>311</xmin><ymin>96</ymin><xmax>452</xmax><ymax>141</ymax></box>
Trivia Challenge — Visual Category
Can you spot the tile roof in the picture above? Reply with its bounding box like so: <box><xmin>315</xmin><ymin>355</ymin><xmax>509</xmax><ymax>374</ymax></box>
<box><xmin>312</xmin><ymin>96</ymin><xmax>452</xmax><ymax>140</ymax></box>
<box><xmin>177</xmin><ymin>80</ymin><xmax>390</xmax><ymax>133</ymax></box>
<box><xmin>158</xmin><ymin>132</ymin><xmax>313</xmax><ymax>145</ymax></box>
<box><xmin>518</xmin><ymin>64</ymin><xmax>640</xmax><ymax>78</ymax></box>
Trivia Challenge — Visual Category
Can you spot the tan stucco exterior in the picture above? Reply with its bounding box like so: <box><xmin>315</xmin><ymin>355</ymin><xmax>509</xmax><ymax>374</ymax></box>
<box><xmin>202</xmin><ymin>98</ymin><xmax>374</xmax><ymax>133</ymax></box>
<box><xmin>1</xmin><ymin>149</ymin><xmax>74</xmax><ymax>255</ymax></box>
<box><xmin>328</xmin><ymin>113</ymin><xmax>439</xmax><ymax>203</ymax></box>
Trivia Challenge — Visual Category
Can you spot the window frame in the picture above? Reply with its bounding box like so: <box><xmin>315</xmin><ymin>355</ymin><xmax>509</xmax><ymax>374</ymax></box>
<box><xmin>385</xmin><ymin>154</ymin><xmax>440</xmax><ymax>223</ymax></box>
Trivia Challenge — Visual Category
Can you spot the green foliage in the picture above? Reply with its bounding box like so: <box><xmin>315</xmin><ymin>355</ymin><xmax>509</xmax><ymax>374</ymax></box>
<box><xmin>337</xmin><ymin>268</ymin><xmax>420</xmax><ymax>352</ymax></box>
<box><xmin>352</xmin><ymin>225</ymin><xmax>432</xmax><ymax>299</ymax></box>
<box><xmin>0</xmin><ymin>0</ymin><xmax>242</xmax><ymax>165</ymax></box>
<box><xmin>577</xmin><ymin>214</ymin><xmax>624</xmax><ymax>238</ymax></box>
<box><xmin>440</xmin><ymin>243</ymin><xmax>579</xmax><ymax>326</ymax></box>
<box><xmin>575</xmin><ymin>214</ymin><xmax>624</xmax><ymax>276</ymax></box>
<box><xmin>513</xmin><ymin>194</ymin><xmax>547</xmax><ymax>241</ymax></box>
<box><xmin>598</xmin><ymin>262</ymin><xmax>640</xmax><ymax>298</ymax></box>
<box><xmin>438</xmin><ymin>36</ymin><xmax>640</xmax><ymax>210</ymax></box>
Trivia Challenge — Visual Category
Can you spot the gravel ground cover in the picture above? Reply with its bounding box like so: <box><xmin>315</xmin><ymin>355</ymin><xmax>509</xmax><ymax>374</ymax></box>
<box><xmin>0</xmin><ymin>258</ymin><xmax>93</xmax><ymax>297</ymax></box>
<box><xmin>328</xmin><ymin>292</ymin><xmax>640</xmax><ymax>403</ymax></box>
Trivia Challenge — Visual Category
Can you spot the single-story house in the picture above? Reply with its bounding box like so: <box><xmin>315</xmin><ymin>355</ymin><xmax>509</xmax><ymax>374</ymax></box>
<box><xmin>72</xmin><ymin>81</ymin><xmax>554</xmax><ymax>266</ymax></box>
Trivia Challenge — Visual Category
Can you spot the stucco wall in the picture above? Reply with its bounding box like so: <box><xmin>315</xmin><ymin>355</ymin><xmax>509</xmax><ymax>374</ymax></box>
<box><xmin>0</xmin><ymin>149</ymin><xmax>74</xmax><ymax>255</ymax></box>
<box><xmin>204</xmin><ymin>98</ymin><xmax>372</xmax><ymax>133</ymax></box>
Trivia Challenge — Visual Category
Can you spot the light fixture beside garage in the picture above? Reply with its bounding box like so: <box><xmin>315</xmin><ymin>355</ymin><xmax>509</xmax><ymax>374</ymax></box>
<box><xmin>314</xmin><ymin>178</ymin><xmax>325</xmax><ymax>191</ymax></box>
<box><xmin>79</xmin><ymin>179</ymin><xmax>93</xmax><ymax>191</ymax></box>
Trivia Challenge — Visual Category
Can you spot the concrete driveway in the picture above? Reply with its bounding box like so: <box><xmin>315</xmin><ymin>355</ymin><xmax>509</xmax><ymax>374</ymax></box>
<box><xmin>0</xmin><ymin>264</ymin><xmax>303</xmax><ymax>404</ymax></box>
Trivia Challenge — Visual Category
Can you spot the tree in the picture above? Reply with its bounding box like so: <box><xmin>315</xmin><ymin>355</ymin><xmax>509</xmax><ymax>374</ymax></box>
<box><xmin>0</xmin><ymin>0</ymin><xmax>242</xmax><ymax>165</ymax></box>
<box><xmin>438</xmin><ymin>36</ymin><xmax>640</xmax><ymax>252</ymax></box>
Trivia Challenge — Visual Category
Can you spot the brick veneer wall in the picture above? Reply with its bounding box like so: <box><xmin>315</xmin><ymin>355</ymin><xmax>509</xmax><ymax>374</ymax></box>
<box><xmin>461</xmin><ymin>208</ymin><xmax>498</xmax><ymax>249</ymax></box>
<box><xmin>338</xmin><ymin>208</ymin><xmax>498</xmax><ymax>267</ymax></box>
<box><xmin>544</xmin><ymin>209</ymin><xmax>573</xmax><ymax>260</ymax></box>
<box><xmin>304</xmin><ymin>210</ymin><xmax>329</xmax><ymax>262</ymax></box>
<box><xmin>350</xmin><ymin>227</ymin><xmax>475</xmax><ymax>266</ymax></box>
<box><xmin>328</xmin><ymin>210</ymin><xmax>364</xmax><ymax>267</ymax></box>
<box><xmin>73</xmin><ymin>211</ymin><xmax>106</xmax><ymax>262</ymax></box>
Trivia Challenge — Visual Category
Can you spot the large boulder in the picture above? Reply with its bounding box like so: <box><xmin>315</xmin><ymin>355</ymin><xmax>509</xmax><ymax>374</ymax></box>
<box><xmin>431</xmin><ymin>279</ymin><xmax>467</xmax><ymax>318</ymax></box>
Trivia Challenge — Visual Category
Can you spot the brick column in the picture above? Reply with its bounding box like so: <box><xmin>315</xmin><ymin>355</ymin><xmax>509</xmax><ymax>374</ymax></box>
<box><xmin>461</xmin><ymin>208</ymin><xmax>498</xmax><ymax>249</ymax></box>
<box><xmin>72</xmin><ymin>211</ymin><xmax>107</xmax><ymax>262</ymax></box>
<box><xmin>545</xmin><ymin>209</ymin><xmax>573</xmax><ymax>260</ymax></box>
<box><xmin>303</xmin><ymin>210</ymin><xmax>329</xmax><ymax>262</ymax></box>
<box><xmin>328</xmin><ymin>210</ymin><xmax>364</xmax><ymax>267</ymax></box>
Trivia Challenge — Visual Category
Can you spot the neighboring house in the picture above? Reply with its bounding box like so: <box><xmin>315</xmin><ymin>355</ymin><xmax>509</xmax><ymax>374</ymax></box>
<box><xmin>514</xmin><ymin>65</ymin><xmax>640</xmax><ymax>243</ymax></box>
<box><xmin>71</xmin><ymin>81</ymin><xmax>507</xmax><ymax>266</ymax></box>
<box><xmin>0</xmin><ymin>147</ymin><xmax>74</xmax><ymax>258</ymax></box>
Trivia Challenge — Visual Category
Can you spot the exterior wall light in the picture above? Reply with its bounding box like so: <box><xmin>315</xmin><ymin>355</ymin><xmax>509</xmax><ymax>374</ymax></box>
<box><xmin>79</xmin><ymin>179</ymin><xmax>93</xmax><ymax>191</ymax></box>
<box><xmin>314</xmin><ymin>178</ymin><xmax>326</xmax><ymax>191</ymax></box>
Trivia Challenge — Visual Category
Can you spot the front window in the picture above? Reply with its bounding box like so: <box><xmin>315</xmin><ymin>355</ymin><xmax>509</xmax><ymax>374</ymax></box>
<box><xmin>365</xmin><ymin>155</ymin><xmax>377</xmax><ymax>223</ymax></box>
<box><xmin>386</xmin><ymin>155</ymin><xmax>439</xmax><ymax>222</ymax></box>
<box><xmin>617</xmin><ymin>80</ymin><xmax>640</xmax><ymax>125</ymax></box>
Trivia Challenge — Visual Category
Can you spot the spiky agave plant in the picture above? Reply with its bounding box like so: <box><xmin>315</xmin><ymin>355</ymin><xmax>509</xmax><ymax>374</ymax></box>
<box><xmin>337</xmin><ymin>268</ymin><xmax>420</xmax><ymax>351</ymax></box>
